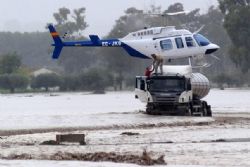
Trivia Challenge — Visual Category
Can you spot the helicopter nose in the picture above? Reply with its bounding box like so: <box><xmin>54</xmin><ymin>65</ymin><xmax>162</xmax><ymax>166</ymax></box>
<box><xmin>205</xmin><ymin>43</ymin><xmax>220</xmax><ymax>54</ymax></box>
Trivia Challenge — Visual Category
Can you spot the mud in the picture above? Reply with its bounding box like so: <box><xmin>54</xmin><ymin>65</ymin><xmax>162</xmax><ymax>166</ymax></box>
<box><xmin>2</xmin><ymin>150</ymin><xmax>166</xmax><ymax>166</ymax></box>
<box><xmin>40</xmin><ymin>140</ymin><xmax>59</xmax><ymax>145</ymax></box>
<box><xmin>0</xmin><ymin>113</ymin><xmax>249</xmax><ymax>137</ymax></box>
<box><xmin>121</xmin><ymin>132</ymin><xmax>140</xmax><ymax>136</ymax></box>
<box><xmin>1</xmin><ymin>113</ymin><xmax>250</xmax><ymax>166</ymax></box>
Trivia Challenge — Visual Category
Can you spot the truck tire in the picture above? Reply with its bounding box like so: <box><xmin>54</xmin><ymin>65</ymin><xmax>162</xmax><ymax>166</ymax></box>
<box><xmin>202</xmin><ymin>101</ymin><xmax>212</xmax><ymax>117</ymax></box>
<box><xmin>185</xmin><ymin>103</ymin><xmax>193</xmax><ymax>116</ymax></box>
<box><xmin>186</xmin><ymin>108</ymin><xmax>192</xmax><ymax>116</ymax></box>
<box><xmin>146</xmin><ymin>103</ymin><xmax>158</xmax><ymax>115</ymax></box>
<box><xmin>207</xmin><ymin>105</ymin><xmax>212</xmax><ymax>117</ymax></box>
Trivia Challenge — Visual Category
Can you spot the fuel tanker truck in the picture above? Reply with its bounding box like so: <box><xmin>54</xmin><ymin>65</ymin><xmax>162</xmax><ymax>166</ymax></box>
<box><xmin>135</xmin><ymin>65</ymin><xmax>212</xmax><ymax>116</ymax></box>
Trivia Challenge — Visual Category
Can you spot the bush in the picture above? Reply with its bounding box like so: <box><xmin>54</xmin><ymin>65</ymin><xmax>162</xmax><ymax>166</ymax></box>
<box><xmin>31</xmin><ymin>73</ymin><xmax>62</xmax><ymax>91</ymax></box>
<box><xmin>212</xmin><ymin>73</ymin><xmax>237</xmax><ymax>88</ymax></box>
<box><xmin>60</xmin><ymin>75</ymin><xmax>80</xmax><ymax>91</ymax></box>
<box><xmin>0</xmin><ymin>53</ymin><xmax>21</xmax><ymax>74</ymax></box>
<box><xmin>78</xmin><ymin>68</ymin><xmax>113</xmax><ymax>92</ymax></box>
<box><xmin>0</xmin><ymin>74</ymin><xmax>29</xmax><ymax>93</ymax></box>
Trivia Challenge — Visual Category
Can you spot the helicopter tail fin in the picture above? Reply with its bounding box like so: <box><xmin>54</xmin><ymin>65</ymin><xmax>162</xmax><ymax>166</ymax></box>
<box><xmin>48</xmin><ymin>24</ymin><xmax>64</xmax><ymax>59</ymax></box>
<box><xmin>89</xmin><ymin>35</ymin><xmax>101</xmax><ymax>45</ymax></box>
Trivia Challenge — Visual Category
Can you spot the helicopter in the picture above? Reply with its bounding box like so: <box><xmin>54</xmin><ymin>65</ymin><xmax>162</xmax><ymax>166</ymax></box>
<box><xmin>48</xmin><ymin>18</ymin><xmax>219</xmax><ymax>61</ymax></box>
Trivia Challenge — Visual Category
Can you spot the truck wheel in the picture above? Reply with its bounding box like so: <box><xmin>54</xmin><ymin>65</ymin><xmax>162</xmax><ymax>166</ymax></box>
<box><xmin>202</xmin><ymin>101</ymin><xmax>212</xmax><ymax>117</ymax></box>
<box><xmin>202</xmin><ymin>106</ymin><xmax>208</xmax><ymax>117</ymax></box>
<box><xmin>186</xmin><ymin>108</ymin><xmax>192</xmax><ymax>116</ymax></box>
<box><xmin>146</xmin><ymin>104</ymin><xmax>156</xmax><ymax>115</ymax></box>
<box><xmin>186</xmin><ymin>103</ymin><xmax>193</xmax><ymax>116</ymax></box>
<box><xmin>206</xmin><ymin>105</ymin><xmax>212</xmax><ymax>117</ymax></box>
<box><xmin>146</xmin><ymin>107</ymin><xmax>153</xmax><ymax>115</ymax></box>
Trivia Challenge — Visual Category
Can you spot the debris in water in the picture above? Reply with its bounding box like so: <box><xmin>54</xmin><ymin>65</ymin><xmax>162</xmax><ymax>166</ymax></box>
<box><xmin>121</xmin><ymin>132</ymin><xmax>140</xmax><ymax>136</ymax></box>
<box><xmin>49</xmin><ymin>150</ymin><xmax>166</xmax><ymax>165</ymax></box>
<box><xmin>212</xmin><ymin>139</ymin><xmax>226</xmax><ymax>142</ymax></box>
<box><xmin>2</xmin><ymin>150</ymin><xmax>166</xmax><ymax>165</ymax></box>
<box><xmin>40</xmin><ymin>140</ymin><xmax>59</xmax><ymax>145</ymax></box>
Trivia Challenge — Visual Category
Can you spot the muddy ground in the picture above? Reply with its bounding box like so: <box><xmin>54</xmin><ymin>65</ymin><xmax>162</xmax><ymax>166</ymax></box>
<box><xmin>0</xmin><ymin>112</ymin><xmax>250</xmax><ymax>166</ymax></box>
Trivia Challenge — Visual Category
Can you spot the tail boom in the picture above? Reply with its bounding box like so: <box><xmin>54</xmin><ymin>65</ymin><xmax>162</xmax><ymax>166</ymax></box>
<box><xmin>48</xmin><ymin>24</ymin><xmax>122</xmax><ymax>59</ymax></box>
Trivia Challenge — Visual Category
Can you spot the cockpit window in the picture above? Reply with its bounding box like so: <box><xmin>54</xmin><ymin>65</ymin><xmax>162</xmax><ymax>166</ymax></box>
<box><xmin>193</xmin><ymin>34</ymin><xmax>210</xmax><ymax>46</ymax></box>
<box><xmin>175</xmin><ymin>37</ymin><xmax>184</xmax><ymax>48</ymax></box>
<box><xmin>160</xmin><ymin>39</ymin><xmax>173</xmax><ymax>50</ymax></box>
<box><xmin>185</xmin><ymin>37</ymin><xmax>196</xmax><ymax>47</ymax></box>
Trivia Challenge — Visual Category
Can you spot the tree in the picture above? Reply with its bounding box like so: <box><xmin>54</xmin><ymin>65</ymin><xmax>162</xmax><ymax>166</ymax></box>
<box><xmin>212</xmin><ymin>73</ymin><xmax>239</xmax><ymax>88</ymax></box>
<box><xmin>50</xmin><ymin>7</ymin><xmax>99</xmax><ymax>74</ymax></box>
<box><xmin>31</xmin><ymin>73</ymin><xmax>62</xmax><ymax>91</ymax></box>
<box><xmin>0</xmin><ymin>74</ymin><xmax>29</xmax><ymax>93</ymax></box>
<box><xmin>60</xmin><ymin>75</ymin><xmax>80</xmax><ymax>91</ymax></box>
<box><xmin>78</xmin><ymin>68</ymin><xmax>113</xmax><ymax>92</ymax></box>
<box><xmin>196</xmin><ymin>6</ymin><xmax>234</xmax><ymax>77</ymax></box>
<box><xmin>0</xmin><ymin>32</ymin><xmax>55</xmax><ymax>69</ymax></box>
<box><xmin>219</xmin><ymin>0</ymin><xmax>250</xmax><ymax>73</ymax></box>
<box><xmin>53</xmin><ymin>7</ymin><xmax>88</xmax><ymax>34</ymax></box>
<box><xmin>0</xmin><ymin>53</ymin><xmax>21</xmax><ymax>74</ymax></box>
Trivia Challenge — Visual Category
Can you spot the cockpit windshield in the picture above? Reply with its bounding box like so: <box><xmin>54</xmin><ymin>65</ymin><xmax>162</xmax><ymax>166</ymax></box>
<box><xmin>193</xmin><ymin>34</ymin><xmax>210</xmax><ymax>46</ymax></box>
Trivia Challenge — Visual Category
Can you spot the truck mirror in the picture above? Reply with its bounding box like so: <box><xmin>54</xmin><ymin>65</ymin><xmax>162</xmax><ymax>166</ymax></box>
<box><xmin>140</xmin><ymin>80</ymin><xmax>145</xmax><ymax>90</ymax></box>
<box><xmin>186</xmin><ymin>79</ymin><xmax>191</xmax><ymax>90</ymax></box>
<box><xmin>147</xmin><ymin>80</ymin><xmax>153</xmax><ymax>84</ymax></box>
<box><xmin>187</xmin><ymin>83</ymin><xmax>191</xmax><ymax>90</ymax></box>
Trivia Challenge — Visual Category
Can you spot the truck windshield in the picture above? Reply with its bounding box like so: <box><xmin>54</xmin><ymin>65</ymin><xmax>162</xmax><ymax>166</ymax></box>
<box><xmin>149</xmin><ymin>78</ymin><xmax>185</xmax><ymax>92</ymax></box>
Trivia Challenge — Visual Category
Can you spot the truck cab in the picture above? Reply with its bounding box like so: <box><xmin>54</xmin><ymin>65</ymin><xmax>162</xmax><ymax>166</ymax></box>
<box><xmin>135</xmin><ymin>75</ymin><xmax>192</xmax><ymax>115</ymax></box>
<box><xmin>135</xmin><ymin>65</ymin><xmax>212</xmax><ymax>116</ymax></box>
<box><xmin>148</xmin><ymin>75</ymin><xmax>192</xmax><ymax>103</ymax></box>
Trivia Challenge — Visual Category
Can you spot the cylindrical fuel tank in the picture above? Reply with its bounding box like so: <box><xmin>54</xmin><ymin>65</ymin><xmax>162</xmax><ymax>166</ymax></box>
<box><xmin>191</xmin><ymin>73</ymin><xmax>210</xmax><ymax>99</ymax></box>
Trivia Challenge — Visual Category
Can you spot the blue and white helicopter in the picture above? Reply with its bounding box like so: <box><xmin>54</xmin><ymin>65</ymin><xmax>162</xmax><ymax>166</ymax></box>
<box><xmin>48</xmin><ymin>23</ymin><xmax>219</xmax><ymax>61</ymax></box>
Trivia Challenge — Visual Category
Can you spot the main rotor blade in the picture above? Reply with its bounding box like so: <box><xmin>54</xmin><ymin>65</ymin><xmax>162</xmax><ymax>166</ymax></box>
<box><xmin>145</xmin><ymin>11</ymin><xmax>189</xmax><ymax>16</ymax></box>
<box><xmin>193</xmin><ymin>25</ymin><xmax>205</xmax><ymax>34</ymax></box>
<box><xmin>166</xmin><ymin>11</ymin><xmax>190</xmax><ymax>16</ymax></box>
<box><xmin>210</xmin><ymin>54</ymin><xmax>220</xmax><ymax>61</ymax></box>
<box><xmin>192</xmin><ymin>63</ymin><xmax>211</xmax><ymax>69</ymax></box>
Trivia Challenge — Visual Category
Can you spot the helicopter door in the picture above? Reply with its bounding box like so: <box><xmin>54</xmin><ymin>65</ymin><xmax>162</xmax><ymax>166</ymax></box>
<box><xmin>154</xmin><ymin>40</ymin><xmax>161</xmax><ymax>54</ymax></box>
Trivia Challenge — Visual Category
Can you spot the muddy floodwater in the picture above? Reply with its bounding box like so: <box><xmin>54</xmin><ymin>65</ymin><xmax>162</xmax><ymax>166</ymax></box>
<box><xmin>0</xmin><ymin>89</ymin><xmax>249</xmax><ymax>130</ymax></box>
<box><xmin>0</xmin><ymin>89</ymin><xmax>250</xmax><ymax>167</ymax></box>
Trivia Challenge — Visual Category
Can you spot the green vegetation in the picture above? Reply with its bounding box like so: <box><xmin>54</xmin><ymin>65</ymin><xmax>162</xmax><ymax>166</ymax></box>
<box><xmin>31</xmin><ymin>73</ymin><xmax>62</xmax><ymax>91</ymax></box>
<box><xmin>0</xmin><ymin>73</ymin><xmax>29</xmax><ymax>93</ymax></box>
<box><xmin>0</xmin><ymin>53</ymin><xmax>21</xmax><ymax>74</ymax></box>
<box><xmin>78</xmin><ymin>68</ymin><xmax>113</xmax><ymax>92</ymax></box>
<box><xmin>219</xmin><ymin>0</ymin><xmax>250</xmax><ymax>73</ymax></box>
<box><xmin>0</xmin><ymin>53</ymin><xmax>29</xmax><ymax>93</ymax></box>
<box><xmin>212</xmin><ymin>73</ymin><xmax>238</xmax><ymax>89</ymax></box>
<box><xmin>31</xmin><ymin>68</ymin><xmax>113</xmax><ymax>93</ymax></box>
